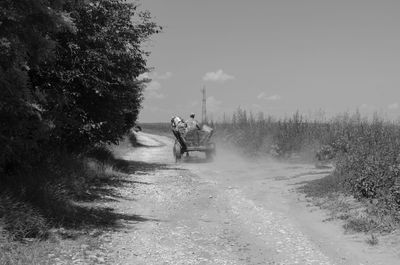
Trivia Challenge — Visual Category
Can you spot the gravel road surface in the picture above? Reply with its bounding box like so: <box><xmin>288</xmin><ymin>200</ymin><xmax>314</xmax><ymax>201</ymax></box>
<box><xmin>68</xmin><ymin>132</ymin><xmax>399</xmax><ymax>265</ymax></box>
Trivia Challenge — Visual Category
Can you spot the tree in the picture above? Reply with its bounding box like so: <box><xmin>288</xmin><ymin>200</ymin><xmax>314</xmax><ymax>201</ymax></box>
<box><xmin>31</xmin><ymin>0</ymin><xmax>160</xmax><ymax>150</ymax></box>
<box><xmin>0</xmin><ymin>0</ymin><xmax>160</xmax><ymax>178</ymax></box>
<box><xmin>0</xmin><ymin>0</ymin><xmax>71</xmax><ymax>174</ymax></box>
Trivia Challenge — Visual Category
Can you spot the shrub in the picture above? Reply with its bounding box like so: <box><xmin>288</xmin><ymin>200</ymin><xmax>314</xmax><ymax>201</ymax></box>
<box><xmin>85</xmin><ymin>146</ymin><xmax>114</xmax><ymax>164</ymax></box>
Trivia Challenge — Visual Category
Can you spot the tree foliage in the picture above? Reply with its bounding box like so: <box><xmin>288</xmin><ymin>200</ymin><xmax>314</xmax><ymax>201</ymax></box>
<box><xmin>32</xmin><ymin>0</ymin><xmax>160</xmax><ymax>150</ymax></box>
<box><xmin>0</xmin><ymin>0</ymin><xmax>159</xmax><ymax>179</ymax></box>
<box><xmin>0</xmin><ymin>0</ymin><xmax>65</xmax><ymax>173</ymax></box>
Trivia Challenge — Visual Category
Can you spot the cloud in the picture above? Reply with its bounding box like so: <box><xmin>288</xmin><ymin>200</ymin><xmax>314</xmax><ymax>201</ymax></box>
<box><xmin>138</xmin><ymin>71</ymin><xmax>172</xmax><ymax>99</ymax></box>
<box><xmin>146</xmin><ymin>80</ymin><xmax>161</xmax><ymax>91</ymax></box>
<box><xmin>388</xmin><ymin>102</ymin><xmax>399</xmax><ymax>110</ymax></box>
<box><xmin>257</xmin><ymin>92</ymin><xmax>281</xmax><ymax>101</ymax></box>
<box><xmin>257</xmin><ymin>92</ymin><xmax>266</xmax><ymax>99</ymax></box>
<box><xmin>153</xmin><ymin>71</ymin><xmax>172</xmax><ymax>80</ymax></box>
<box><xmin>145</xmin><ymin>80</ymin><xmax>164</xmax><ymax>99</ymax></box>
<box><xmin>203</xmin><ymin>69</ymin><xmax>234</xmax><ymax>83</ymax></box>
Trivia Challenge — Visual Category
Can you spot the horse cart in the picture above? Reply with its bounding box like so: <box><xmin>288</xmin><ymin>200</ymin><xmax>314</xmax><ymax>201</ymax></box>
<box><xmin>171</xmin><ymin>122</ymin><xmax>216</xmax><ymax>162</ymax></box>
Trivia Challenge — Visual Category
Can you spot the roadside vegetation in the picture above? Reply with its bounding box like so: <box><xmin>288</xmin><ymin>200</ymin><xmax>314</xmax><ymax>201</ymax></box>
<box><xmin>0</xmin><ymin>0</ymin><xmax>159</xmax><ymax>256</ymax></box>
<box><xmin>216</xmin><ymin>108</ymin><xmax>400</xmax><ymax>234</ymax></box>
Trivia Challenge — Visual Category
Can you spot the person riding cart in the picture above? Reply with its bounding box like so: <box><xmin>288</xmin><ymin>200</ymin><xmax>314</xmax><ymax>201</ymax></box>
<box><xmin>170</xmin><ymin>114</ymin><xmax>216</xmax><ymax>162</ymax></box>
<box><xmin>186</xmin><ymin>113</ymin><xmax>201</xmax><ymax>131</ymax></box>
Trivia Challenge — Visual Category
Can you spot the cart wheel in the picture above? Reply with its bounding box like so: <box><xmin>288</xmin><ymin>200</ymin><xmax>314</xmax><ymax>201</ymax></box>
<box><xmin>173</xmin><ymin>141</ymin><xmax>182</xmax><ymax>162</ymax></box>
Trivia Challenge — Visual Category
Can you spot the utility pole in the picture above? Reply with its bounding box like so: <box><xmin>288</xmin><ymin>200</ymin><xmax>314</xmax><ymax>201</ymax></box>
<box><xmin>201</xmin><ymin>86</ymin><xmax>207</xmax><ymax>124</ymax></box>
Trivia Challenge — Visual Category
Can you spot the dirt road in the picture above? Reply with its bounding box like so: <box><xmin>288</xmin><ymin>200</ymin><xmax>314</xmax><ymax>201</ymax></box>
<box><xmin>97</xmin><ymin>133</ymin><xmax>399</xmax><ymax>265</ymax></box>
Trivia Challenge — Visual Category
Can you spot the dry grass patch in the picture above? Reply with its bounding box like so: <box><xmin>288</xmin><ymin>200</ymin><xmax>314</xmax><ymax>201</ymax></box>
<box><xmin>0</xmin><ymin>234</ymin><xmax>56</xmax><ymax>265</ymax></box>
<box><xmin>299</xmin><ymin>174</ymin><xmax>399</xmax><ymax>245</ymax></box>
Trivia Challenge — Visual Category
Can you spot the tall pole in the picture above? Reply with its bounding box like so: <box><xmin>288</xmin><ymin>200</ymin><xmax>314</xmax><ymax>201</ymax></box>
<box><xmin>202</xmin><ymin>86</ymin><xmax>207</xmax><ymax>124</ymax></box>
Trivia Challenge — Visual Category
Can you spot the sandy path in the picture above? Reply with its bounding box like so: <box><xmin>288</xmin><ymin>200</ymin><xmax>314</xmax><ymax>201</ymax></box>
<box><xmin>99</xmin><ymin>132</ymin><xmax>399</xmax><ymax>265</ymax></box>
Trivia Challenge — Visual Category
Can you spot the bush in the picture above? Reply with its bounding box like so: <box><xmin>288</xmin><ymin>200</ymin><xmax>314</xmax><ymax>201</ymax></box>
<box><xmin>85</xmin><ymin>146</ymin><xmax>114</xmax><ymax>164</ymax></box>
<box><xmin>216</xmin><ymin>109</ymin><xmax>326</xmax><ymax>157</ymax></box>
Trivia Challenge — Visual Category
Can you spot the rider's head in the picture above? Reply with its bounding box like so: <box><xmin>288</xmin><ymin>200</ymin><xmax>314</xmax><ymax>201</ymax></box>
<box><xmin>190</xmin><ymin>113</ymin><xmax>195</xmax><ymax>118</ymax></box>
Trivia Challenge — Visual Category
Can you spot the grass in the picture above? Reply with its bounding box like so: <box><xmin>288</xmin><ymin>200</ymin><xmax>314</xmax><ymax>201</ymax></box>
<box><xmin>0</xmin><ymin>144</ymin><xmax>158</xmax><ymax>238</ymax></box>
<box><xmin>0</xmin><ymin>235</ymin><xmax>54</xmax><ymax>265</ymax></box>
<box><xmin>0</xmin><ymin>136</ymin><xmax>164</xmax><ymax>264</ymax></box>
<box><xmin>297</xmin><ymin>177</ymin><xmax>395</xmax><ymax>241</ymax></box>
<box><xmin>366</xmin><ymin>233</ymin><xmax>379</xmax><ymax>245</ymax></box>
<box><xmin>0</xmin><ymin>194</ymin><xmax>48</xmax><ymax>240</ymax></box>
<box><xmin>0</xmin><ymin>144</ymin><xmax>118</xmax><ymax>238</ymax></box>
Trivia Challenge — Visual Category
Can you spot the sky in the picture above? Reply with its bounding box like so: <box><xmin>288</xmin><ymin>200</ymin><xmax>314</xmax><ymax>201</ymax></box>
<box><xmin>134</xmin><ymin>0</ymin><xmax>400</xmax><ymax>122</ymax></box>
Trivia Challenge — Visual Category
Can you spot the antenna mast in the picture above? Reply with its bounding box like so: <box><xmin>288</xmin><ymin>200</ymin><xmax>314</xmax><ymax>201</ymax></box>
<box><xmin>201</xmin><ymin>86</ymin><xmax>207</xmax><ymax>124</ymax></box>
